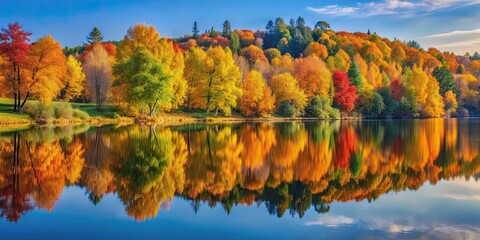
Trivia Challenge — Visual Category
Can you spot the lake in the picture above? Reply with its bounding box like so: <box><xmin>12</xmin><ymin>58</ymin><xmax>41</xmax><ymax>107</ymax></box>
<box><xmin>0</xmin><ymin>119</ymin><xmax>480</xmax><ymax>239</ymax></box>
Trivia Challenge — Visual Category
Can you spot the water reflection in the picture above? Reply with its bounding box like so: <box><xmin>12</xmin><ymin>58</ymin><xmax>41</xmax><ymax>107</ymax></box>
<box><xmin>0</xmin><ymin>119</ymin><xmax>479</xmax><ymax>222</ymax></box>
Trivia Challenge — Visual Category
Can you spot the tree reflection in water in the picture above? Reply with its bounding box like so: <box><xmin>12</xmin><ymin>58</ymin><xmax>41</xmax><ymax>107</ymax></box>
<box><xmin>1</xmin><ymin>119</ymin><xmax>480</xmax><ymax>222</ymax></box>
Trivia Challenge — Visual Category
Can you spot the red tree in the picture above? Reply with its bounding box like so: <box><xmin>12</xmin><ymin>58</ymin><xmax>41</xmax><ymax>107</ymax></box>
<box><xmin>0</xmin><ymin>23</ymin><xmax>32</xmax><ymax>111</ymax></box>
<box><xmin>390</xmin><ymin>79</ymin><xmax>404</xmax><ymax>101</ymax></box>
<box><xmin>80</xmin><ymin>42</ymin><xmax>116</xmax><ymax>60</ymax></box>
<box><xmin>333</xmin><ymin>70</ymin><xmax>358</xmax><ymax>112</ymax></box>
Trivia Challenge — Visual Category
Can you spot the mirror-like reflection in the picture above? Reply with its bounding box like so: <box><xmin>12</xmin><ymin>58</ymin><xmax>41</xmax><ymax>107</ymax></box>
<box><xmin>0</xmin><ymin>119</ymin><xmax>479</xmax><ymax>222</ymax></box>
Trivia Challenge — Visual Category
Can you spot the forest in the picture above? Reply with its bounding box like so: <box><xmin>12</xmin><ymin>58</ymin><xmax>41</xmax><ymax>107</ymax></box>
<box><xmin>1</xmin><ymin>17</ymin><xmax>480</xmax><ymax>120</ymax></box>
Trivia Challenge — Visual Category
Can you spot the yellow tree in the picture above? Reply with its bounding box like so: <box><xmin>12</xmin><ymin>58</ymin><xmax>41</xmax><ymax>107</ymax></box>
<box><xmin>239</xmin><ymin>70</ymin><xmax>275</xmax><ymax>117</ymax></box>
<box><xmin>240</xmin><ymin>45</ymin><xmax>268</xmax><ymax>67</ymax></box>
<box><xmin>61</xmin><ymin>55</ymin><xmax>85</xmax><ymax>101</ymax></box>
<box><xmin>293</xmin><ymin>56</ymin><xmax>331</xmax><ymax>98</ymax></box>
<box><xmin>23</xmin><ymin>35</ymin><xmax>66</xmax><ymax>105</ymax></box>
<box><xmin>303</xmin><ymin>42</ymin><xmax>328</xmax><ymax>60</ymax></box>
<box><xmin>444</xmin><ymin>90</ymin><xmax>458</xmax><ymax>116</ymax></box>
<box><xmin>269</xmin><ymin>72</ymin><xmax>307</xmax><ymax>110</ymax></box>
<box><xmin>366</xmin><ymin>62</ymin><xmax>383</xmax><ymax>89</ymax></box>
<box><xmin>159</xmin><ymin>39</ymin><xmax>187</xmax><ymax>110</ymax></box>
<box><xmin>270</xmin><ymin>53</ymin><xmax>293</xmax><ymax>74</ymax></box>
<box><xmin>326</xmin><ymin>49</ymin><xmax>350</xmax><ymax>72</ymax></box>
<box><xmin>184</xmin><ymin>47</ymin><xmax>209</xmax><ymax>109</ymax></box>
<box><xmin>391</xmin><ymin>42</ymin><xmax>406</xmax><ymax>63</ymax></box>
<box><xmin>423</xmin><ymin>76</ymin><xmax>445</xmax><ymax>117</ymax></box>
<box><xmin>405</xmin><ymin>67</ymin><xmax>444</xmax><ymax>117</ymax></box>
<box><xmin>205</xmin><ymin>47</ymin><xmax>242</xmax><ymax>116</ymax></box>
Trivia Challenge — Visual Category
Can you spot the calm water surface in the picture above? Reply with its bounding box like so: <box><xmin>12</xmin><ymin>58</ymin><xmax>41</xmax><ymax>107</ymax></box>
<box><xmin>1</xmin><ymin>119</ymin><xmax>480</xmax><ymax>239</ymax></box>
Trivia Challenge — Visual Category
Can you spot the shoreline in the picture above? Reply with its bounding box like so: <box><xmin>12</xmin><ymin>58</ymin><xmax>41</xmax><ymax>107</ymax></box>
<box><xmin>0</xmin><ymin>112</ymin><xmax>473</xmax><ymax>130</ymax></box>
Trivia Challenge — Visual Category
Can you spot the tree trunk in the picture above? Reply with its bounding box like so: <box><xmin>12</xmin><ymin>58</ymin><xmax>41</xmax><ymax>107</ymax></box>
<box><xmin>19</xmin><ymin>92</ymin><xmax>30</xmax><ymax>112</ymax></box>
<box><xmin>13</xmin><ymin>93</ymin><xmax>17</xmax><ymax>112</ymax></box>
<box><xmin>215</xmin><ymin>107</ymin><xmax>219</xmax><ymax>116</ymax></box>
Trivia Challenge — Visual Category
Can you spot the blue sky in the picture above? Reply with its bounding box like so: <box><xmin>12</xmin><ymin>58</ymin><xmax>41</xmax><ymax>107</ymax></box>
<box><xmin>1</xmin><ymin>0</ymin><xmax>480</xmax><ymax>54</ymax></box>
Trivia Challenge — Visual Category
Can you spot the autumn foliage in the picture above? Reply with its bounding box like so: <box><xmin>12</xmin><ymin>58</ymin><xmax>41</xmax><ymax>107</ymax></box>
<box><xmin>333</xmin><ymin>71</ymin><xmax>358</xmax><ymax>112</ymax></box>
<box><xmin>1</xmin><ymin>17</ymin><xmax>480</xmax><ymax>118</ymax></box>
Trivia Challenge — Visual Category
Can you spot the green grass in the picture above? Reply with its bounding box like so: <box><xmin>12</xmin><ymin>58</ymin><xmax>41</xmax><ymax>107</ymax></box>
<box><xmin>0</xmin><ymin>98</ymin><xmax>123</xmax><ymax>124</ymax></box>
<box><xmin>0</xmin><ymin>98</ymin><xmax>33</xmax><ymax>124</ymax></box>
<box><xmin>71</xmin><ymin>103</ymin><xmax>119</xmax><ymax>118</ymax></box>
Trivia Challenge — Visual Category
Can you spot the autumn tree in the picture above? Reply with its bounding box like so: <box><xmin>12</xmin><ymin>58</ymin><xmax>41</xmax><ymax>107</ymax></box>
<box><xmin>83</xmin><ymin>44</ymin><xmax>112</xmax><ymax>110</ymax></box>
<box><xmin>205</xmin><ymin>47</ymin><xmax>242</xmax><ymax>116</ymax></box>
<box><xmin>60</xmin><ymin>55</ymin><xmax>85</xmax><ymax>101</ymax></box>
<box><xmin>0</xmin><ymin>23</ymin><xmax>32</xmax><ymax>109</ymax></box>
<box><xmin>444</xmin><ymin>90</ymin><xmax>458</xmax><ymax>116</ymax></box>
<box><xmin>23</xmin><ymin>35</ymin><xmax>67</xmax><ymax>105</ymax></box>
<box><xmin>333</xmin><ymin>70</ymin><xmax>358</xmax><ymax>113</ymax></box>
<box><xmin>269</xmin><ymin>72</ymin><xmax>307</xmax><ymax>111</ymax></box>
<box><xmin>240</xmin><ymin>45</ymin><xmax>267</xmax><ymax>67</ymax></box>
<box><xmin>113</xmin><ymin>49</ymin><xmax>173</xmax><ymax>116</ymax></box>
<box><xmin>117</xmin><ymin>24</ymin><xmax>187</xmax><ymax>110</ymax></box>
<box><xmin>238</xmin><ymin>70</ymin><xmax>275</xmax><ymax>116</ymax></box>
<box><xmin>404</xmin><ymin>67</ymin><xmax>444</xmax><ymax>117</ymax></box>
<box><xmin>293</xmin><ymin>56</ymin><xmax>331</xmax><ymax>98</ymax></box>
<box><xmin>303</xmin><ymin>42</ymin><xmax>328</xmax><ymax>60</ymax></box>
<box><xmin>184</xmin><ymin>47</ymin><xmax>209</xmax><ymax>109</ymax></box>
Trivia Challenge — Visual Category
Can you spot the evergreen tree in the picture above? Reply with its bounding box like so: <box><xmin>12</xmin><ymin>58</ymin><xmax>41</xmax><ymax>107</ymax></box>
<box><xmin>470</xmin><ymin>52</ymin><xmax>480</xmax><ymax>60</ymax></box>
<box><xmin>222</xmin><ymin>20</ymin><xmax>231</xmax><ymax>37</ymax></box>
<box><xmin>192</xmin><ymin>21</ymin><xmax>199</xmax><ymax>38</ymax></box>
<box><xmin>288</xmin><ymin>29</ymin><xmax>307</xmax><ymax>58</ymax></box>
<box><xmin>86</xmin><ymin>27</ymin><xmax>103</xmax><ymax>44</ymax></box>
<box><xmin>433</xmin><ymin>66</ymin><xmax>460</xmax><ymax>97</ymax></box>
<box><xmin>263</xmin><ymin>20</ymin><xmax>275</xmax><ymax>49</ymax></box>
<box><xmin>347</xmin><ymin>61</ymin><xmax>363</xmax><ymax>90</ymax></box>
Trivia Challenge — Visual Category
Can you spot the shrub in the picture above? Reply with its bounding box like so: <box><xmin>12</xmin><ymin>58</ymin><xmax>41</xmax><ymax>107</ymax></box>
<box><xmin>73</xmin><ymin>108</ymin><xmax>90</xmax><ymax>120</ymax></box>
<box><xmin>456</xmin><ymin>107</ymin><xmax>469</xmax><ymax>118</ymax></box>
<box><xmin>360</xmin><ymin>92</ymin><xmax>385</xmax><ymax>118</ymax></box>
<box><xmin>305</xmin><ymin>96</ymin><xmax>340</xmax><ymax>119</ymax></box>
<box><xmin>54</xmin><ymin>102</ymin><xmax>73</xmax><ymax>119</ymax></box>
<box><xmin>23</xmin><ymin>102</ymin><xmax>54</xmax><ymax>120</ymax></box>
<box><xmin>278</xmin><ymin>100</ymin><xmax>302</xmax><ymax>117</ymax></box>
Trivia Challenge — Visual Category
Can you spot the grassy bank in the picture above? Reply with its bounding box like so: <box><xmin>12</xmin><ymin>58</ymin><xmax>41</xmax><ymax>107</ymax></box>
<box><xmin>0</xmin><ymin>98</ymin><xmax>358</xmax><ymax>127</ymax></box>
<box><xmin>0</xmin><ymin>98</ymin><xmax>133</xmax><ymax>126</ymax></box>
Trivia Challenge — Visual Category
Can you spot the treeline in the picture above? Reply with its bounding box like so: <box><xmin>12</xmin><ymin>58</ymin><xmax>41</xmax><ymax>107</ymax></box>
<box><xmin>1</xmin><ymin>18</ymin><xmax>480</xmax><ymax>118</ymax></box>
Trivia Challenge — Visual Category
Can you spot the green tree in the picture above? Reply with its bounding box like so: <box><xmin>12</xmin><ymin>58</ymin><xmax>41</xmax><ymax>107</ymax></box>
<box><xmin>86</xmin><ymin>27</ymin><xmax>103</xmax><ymax>44</ymax></box>
<box><xmin>229</xmin><ymin>32</ymin><xmax>240</xmax><ymax>54</ymax></box>
<box><xmin>113</xmin><ymin>49</ymin><xmax>173</xmax><ymax>116</ymax></box>
<box><xmin>432</xmin><ymin>66</ymin><xmax>460</xmax><ymax>97</ymax></box>
<box><xmin>347</xmin><ymin>61</ymin><xmax>363</xmax><ymax>90</ymax></box>
<box><xmin>222</xmin><ymin>20</ymin><xmax>232</xmax><ymax>37</ymax></box>
<box><xmin>192</xmin><ymin>21</ymin><xmax>199</xmax><ymax>38</ymax></box>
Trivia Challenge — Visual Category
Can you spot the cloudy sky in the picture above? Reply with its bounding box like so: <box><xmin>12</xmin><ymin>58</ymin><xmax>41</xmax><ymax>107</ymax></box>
<box><xmin>1</xmin><ymin>0</ymin><xmax>480</xmax><ymax>54</ymax></box>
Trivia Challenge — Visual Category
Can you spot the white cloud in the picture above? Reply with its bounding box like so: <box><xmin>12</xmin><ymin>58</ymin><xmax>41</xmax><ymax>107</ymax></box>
<box><xmin>305</xmin><ymin>215</ymin><xmax>357</xmax><ymax>227</ymax></box>
<box><xmin>424</xmin><ymin>29</ymin><xmax>480</xmax><ymax>39</ymax></box>
<box><xmin>306</xmin><ymin>5</ymin><xmax>360</xmax><ymax>16</ymax></box>
<box><xmin>420</xmin><ymin>28</ymin><xmax>480</xmax><ymax>54</ymax></box>
<box><xmin>441</xmin><ymin>193</ymin><xmax>480</xmax><ymax>201</ymax></box>
<box><xmin>307</xmin><ymin>0</ymin><xmax>480</xmax><ymax>17</ymax></box>
<box><xmin>388</xmin><ymin>224</ymin><xmax>416</xmax><ymax>233</ymax></box>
